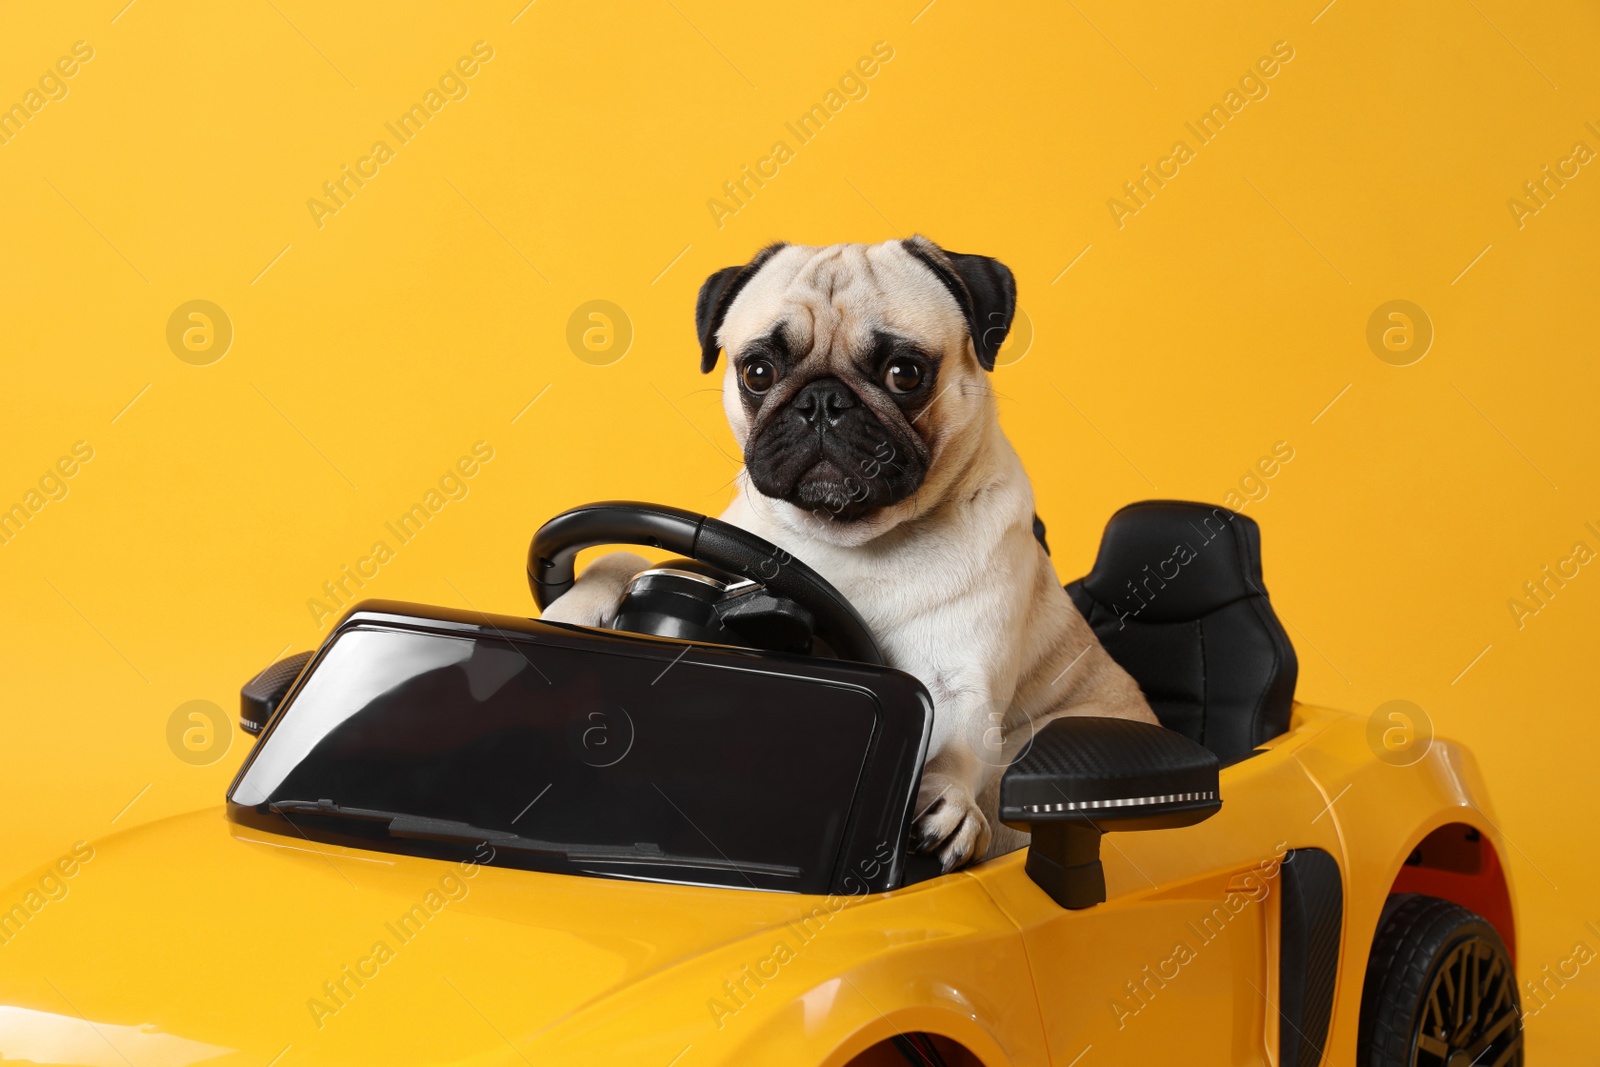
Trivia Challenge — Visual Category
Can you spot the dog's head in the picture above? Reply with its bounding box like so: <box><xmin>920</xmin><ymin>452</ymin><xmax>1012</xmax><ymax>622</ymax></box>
<box><xmin>697</xmin><ymin>237</ymin><xmax>1016</xmax><ymax>542</ymax></box>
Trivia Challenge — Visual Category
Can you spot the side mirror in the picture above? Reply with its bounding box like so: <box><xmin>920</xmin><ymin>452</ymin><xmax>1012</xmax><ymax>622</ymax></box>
<box><xmin>1000</xmin><ymin>717</ymin><xmax>1221</xmax><ymax>909</ymax></box>
<box><xmin>240</xmin><ymin>650</ymin><xmax>314</xmax><ymax>735</ymax></box>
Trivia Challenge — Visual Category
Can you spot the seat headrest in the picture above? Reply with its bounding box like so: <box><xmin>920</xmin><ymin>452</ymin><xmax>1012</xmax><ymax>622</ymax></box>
<box><xmin>1077</xmin><ymin>501</ymin><xmax>1268</xmax><ymax>624</ymax></box>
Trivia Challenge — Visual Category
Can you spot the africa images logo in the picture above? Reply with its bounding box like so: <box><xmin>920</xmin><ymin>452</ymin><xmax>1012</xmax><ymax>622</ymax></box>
<box><xmin>305</xmin><ymin>441</ymin><xmax>494</xmax><ymax>628</ymax></box>
<box><xmin>1106</xmin><ymin>40</ymin><xmax>1295</xmax><ymax>229</ymax></box>
<box><xmin>705</xmin><ymin>41</ymin><xmax>895</xmax><ymax>229</ymax></box>
<box><xmin>305</xmin><ymin>42</ymin><xmax>496</xmax><ymax>230</ymax></box>
<box><xmin>0</xmin><ymin>40</ymin><xmax>95</xmax><ymax>148</ymax></box>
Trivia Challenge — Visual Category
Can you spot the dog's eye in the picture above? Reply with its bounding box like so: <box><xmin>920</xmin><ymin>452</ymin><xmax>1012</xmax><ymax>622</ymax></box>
<box><xmin>741</xmin><ymin>359</ymin><xmax>776</xmax><ymax>395</ymax></box>
<box><xmin>884</xmin><ymin>361</ymin><xmax>924</xmax><ymax>394</ymax></box>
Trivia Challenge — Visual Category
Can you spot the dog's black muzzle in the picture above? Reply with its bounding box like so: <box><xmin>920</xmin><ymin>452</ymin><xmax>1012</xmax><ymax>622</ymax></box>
<box><xmin>746</xmin><ymin>377</ymin><xmax>926</xmax><ymax>523</ymax></box>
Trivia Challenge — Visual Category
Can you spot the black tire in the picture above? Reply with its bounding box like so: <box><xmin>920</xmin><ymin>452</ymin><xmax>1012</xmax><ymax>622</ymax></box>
<box><xmin>1358</xmin><ymin>893</ymin><xmax>1523</xmax><ymax>1067</ymax></box>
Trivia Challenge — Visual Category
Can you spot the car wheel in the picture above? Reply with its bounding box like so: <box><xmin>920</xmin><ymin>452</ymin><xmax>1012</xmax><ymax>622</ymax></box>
<box><xmin>1358</xmin><ymin>893</ymin><xmax>1523</xmax><ymax>1067</ymax></box>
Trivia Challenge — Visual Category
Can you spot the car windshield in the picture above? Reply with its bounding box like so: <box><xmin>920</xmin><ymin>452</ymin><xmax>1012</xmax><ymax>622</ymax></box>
<box><xmin>228</xmin><ymin>624</ymin><xmax>884</xmax><ymax>892</ymax></box>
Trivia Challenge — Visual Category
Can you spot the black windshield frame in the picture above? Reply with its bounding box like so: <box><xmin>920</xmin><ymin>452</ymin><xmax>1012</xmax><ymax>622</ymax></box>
<box><xmin>227</xmin><ymin>601</ymin><xmax>931</xmax><ymax>895</ymax></box>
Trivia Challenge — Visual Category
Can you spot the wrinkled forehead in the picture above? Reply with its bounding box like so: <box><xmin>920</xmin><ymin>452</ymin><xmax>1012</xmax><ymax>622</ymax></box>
<box><xmin>718</xmin><ymin>242</ymin><xmax>969</xmax><ymax>360</ymax></box>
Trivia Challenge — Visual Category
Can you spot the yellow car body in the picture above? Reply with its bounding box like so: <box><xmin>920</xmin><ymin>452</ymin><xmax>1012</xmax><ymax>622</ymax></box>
<box><xmin>0</xmin><ymin>700</ymin><xmax>1514</xmax><ymax>1067</ymax></box>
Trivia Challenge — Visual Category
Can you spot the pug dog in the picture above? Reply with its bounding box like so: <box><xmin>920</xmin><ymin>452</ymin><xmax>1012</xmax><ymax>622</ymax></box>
<box><xmin>541</xmin><ymin>236</ymin><xmax>1157</xmax><ymax>871</ymax></box>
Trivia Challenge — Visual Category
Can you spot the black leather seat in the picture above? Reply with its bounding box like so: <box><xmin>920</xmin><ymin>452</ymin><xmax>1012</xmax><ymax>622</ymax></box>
<box><xmin>1066</xmin><ymin>501</ymin><xmax>1297</xmax><ymax>765</ymax></box>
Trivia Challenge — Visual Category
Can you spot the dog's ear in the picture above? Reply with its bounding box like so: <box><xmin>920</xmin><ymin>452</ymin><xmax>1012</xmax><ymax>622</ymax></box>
<box><xmin>695</xmin><ymin>242</ymin><xmax>788</xmax><ymax>373</ymax></box>
<box><xmin>901</xmin><ymin>235</ymin><xmax>1017</xmax><ymax>371</ymax></box>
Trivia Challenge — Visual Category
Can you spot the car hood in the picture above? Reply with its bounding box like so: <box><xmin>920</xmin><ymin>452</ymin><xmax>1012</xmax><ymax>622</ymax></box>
<box><xmin>0</xmin><ymin>808</ymin><xmax>871</xmax><ymax>1065</ymax></box>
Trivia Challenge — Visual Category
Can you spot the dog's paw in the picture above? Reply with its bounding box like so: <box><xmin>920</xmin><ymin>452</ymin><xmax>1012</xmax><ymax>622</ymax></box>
<box><xmin>911</xmin><ymin>779</ymin><xmax>991</xmax><ymax>873</ymax></box>
<box><xmin>538</xmin><ymin>551</ymin><xmax>650</xmax><ymax>627</ymax></box>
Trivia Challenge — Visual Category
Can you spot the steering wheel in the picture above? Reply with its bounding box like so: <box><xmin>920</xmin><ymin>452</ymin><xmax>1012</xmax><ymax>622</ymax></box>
<box><xmin>528</xmin><ymin>501</ymin><xmax>885</xmax><ymax>666</ymax></box>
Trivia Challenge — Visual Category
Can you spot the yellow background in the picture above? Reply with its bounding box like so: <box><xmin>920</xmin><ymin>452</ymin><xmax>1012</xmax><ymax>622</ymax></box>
<box><xmin>1</xmin><ymin>0</ymin><xmax>1595</xmax><ymax>1059</ymax></box>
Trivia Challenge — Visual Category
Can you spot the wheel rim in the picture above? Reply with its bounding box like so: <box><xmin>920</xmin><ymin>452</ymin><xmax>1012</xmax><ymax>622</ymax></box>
<box><xmin>1412</xmin><ymin>935</ymin><xmax>1522</xmax><ymax>1067</ymax></box>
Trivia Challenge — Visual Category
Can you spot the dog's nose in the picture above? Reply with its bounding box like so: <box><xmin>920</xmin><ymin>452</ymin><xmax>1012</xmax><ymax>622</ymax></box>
<box><xmin>792</xmin><ymin>378</ymin><xmax>857</xmax><ymax>429</ymax></box>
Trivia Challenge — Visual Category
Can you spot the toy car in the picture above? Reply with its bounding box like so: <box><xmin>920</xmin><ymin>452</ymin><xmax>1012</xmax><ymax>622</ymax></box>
<box><xmin>0</xmin><ymin>500</ymin><xmax>1521</xmax><ymax>1067</ymax></box>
